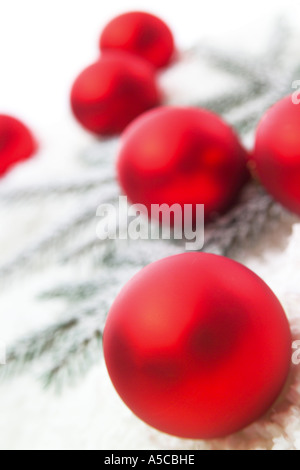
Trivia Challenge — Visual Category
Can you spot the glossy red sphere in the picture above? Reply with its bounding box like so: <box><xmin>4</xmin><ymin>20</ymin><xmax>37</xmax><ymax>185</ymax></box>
<box><xmin>70</xmin><ymin>53</ymin><xmax>161</xmax><ymax>136</ymax></box>
<box><xmin>252</xmin><ymin>95</ymin><xmax>300</xmax><ymax>215</ymax></box>
<box><xmin>103</xmin><ymin>253</ymin><xmax>291</xmax><ymax>439</ymax></box>
<box><xmin>0</xmin><ymin>115</ymin><xmax>36</xmax><ymax>177</ymax></box>
<box><xmin>100</xmin><ymin>12</ymin><xmax>175</xmax><ymax>69</ymax></box>
<box><xmin>117</xmin><ymin>107</ymin><xmax>248</xmax><ymax>223</ymax></box>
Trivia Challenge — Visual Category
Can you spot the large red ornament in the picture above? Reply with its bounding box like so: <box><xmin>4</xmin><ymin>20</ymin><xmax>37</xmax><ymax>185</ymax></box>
<box><xmin>117</xmin><ymin>107</ymin><xmax>248</xmax><ymax>223</ymax></box>
<box><xmin>252</xmin><ymin>95</ymin><xmax>300</xmax><ymax>215</ymax></box>
<box><xmin>103</xmin><ymin>253</ymin><xmax>291</xmax><ymax>439</ymax></box>
<box><xmin>70</xmin><ymin>53</ymin><xmax>161</xmax><ymax>136</ymax></box>
<box><xmin>0</xmin><ymin>115</ymin><xmax>36</xmax><ymax>177</ymax></box>
<box><xmin>100</xmin><ymin>12</ymin><xmax>175</xmax><ymax>69</ymax></box>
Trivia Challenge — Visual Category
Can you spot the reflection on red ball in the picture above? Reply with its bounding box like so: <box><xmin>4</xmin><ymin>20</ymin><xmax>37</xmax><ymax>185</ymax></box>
<box><xmin>253</xmin><ymin>95</ymin><xmax>300</xmax><ymax>215</ymax></box>
<box><xmin>103</xmin><ymin>253</ymin><xmax>291</xmax><ymax>439</ymax></box>
<box><xmin>70</xmin><ymin>53</ymin><xmax>161</xmax><ymax>136</ymax></box>
<box><xmin>117</xmin><ymin>107</ymin><xmax>248</xmax><ymax>223</ymax></box>
<box><xmin>0</xmin><ymin>115</ymin><xmax>36</xmax><ymax>177</ymax></box>
<box><xmin>100</xmin><ymin>12</ymin><xmax>175</xmax><ymax>69</ymax></box>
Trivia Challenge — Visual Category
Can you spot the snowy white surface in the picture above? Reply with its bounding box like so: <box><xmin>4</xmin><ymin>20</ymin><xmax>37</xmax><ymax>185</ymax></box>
<box><xmin>0</xmin><ymin>0</ymin><xmax>300</xmax><ymax>451</ymax></box>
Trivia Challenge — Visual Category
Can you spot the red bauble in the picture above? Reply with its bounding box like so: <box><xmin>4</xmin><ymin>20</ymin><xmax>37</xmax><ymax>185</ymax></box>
<box><xmin>0</xmin><ymin>115</ymin><xmax>36</xmax><ymax>177</ymax></box>
<box><xmin>104</xmin><ymin>253</ymin><xmax>291</xmax><ymax>439</ymax></box>
<box><xmin>252</xmin><ymin>95</ymin><xmax>300</xmax><ymax>215</ymax></box>
<box><xmin>70</xmin><ymin>53</ymin><xmax>161</xmax><ymax>136</ymax></box>
<box><xmin>100</xmin><ymin>12</ymin><xmax>175</xmax><ymax>69</ymax></box>
<box><xmin>117</xmin><ymin>107</ymin><xmax>248</xmax><ymax>223</ymax></box>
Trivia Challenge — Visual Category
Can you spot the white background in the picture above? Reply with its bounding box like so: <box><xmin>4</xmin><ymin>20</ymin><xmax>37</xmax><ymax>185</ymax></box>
<box><xmin>0</xmin><ymin>0</ymin><xmax>299</xmax><ymax>143</ymax></box>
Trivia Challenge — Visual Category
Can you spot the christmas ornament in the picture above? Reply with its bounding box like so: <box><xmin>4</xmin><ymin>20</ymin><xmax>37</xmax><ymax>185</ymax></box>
<box><xmin>70</xmin><ymin>53</ymin><xmax>161</xmax><ymax>136</ymax></box>
<box><xmin>100</xmin><ymin>11</ymin><xmax>175</xmax><ymax>69</ymax></box>
<box><xmin>103</xmin><ymin>253</ymin><xmax>291</xmax><ymax>439</ymax></box>
<box><xmin>252</xmin><ymin>95</ymin><xmax>300</xmax><ymax>215</ymax></box>
<box><xmin>117</xmin><ymin>107</ymin><xmax>248</xmax><ymax>224</ymax></box>
<box><xmin>0</xmin><ymin>115</ymin><xmax>36</xmax><ymax>177</ymax></box>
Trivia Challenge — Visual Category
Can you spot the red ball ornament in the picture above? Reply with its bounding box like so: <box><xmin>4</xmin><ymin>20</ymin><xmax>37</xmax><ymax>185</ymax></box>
<box><xmin>0</xmin><ymin>115</ymin><xmax>36</xmax><ymax>177</ymax></box>
<box><xmin>103</xmin><ymin>253</ymin><xmax>291</xmax><ymax>439</ymax></box>
<box><xmin>100</xmin><ymin>12</ymin><xmax>175</xmax><ymax>69</ymax></box>
<box><xmin>70</xmin><ymin>53</ymin><xmax>161</xmax><ymax>136</ymax></box>
<box><xmin>117</xmin><ymin>107</ymin><xmax>248</xmax><ymax>223</ymax></box>
<box><xmin>252</xmin><ymin>95</ymin><xmax>300</xmax><ymax>215</ymax></box>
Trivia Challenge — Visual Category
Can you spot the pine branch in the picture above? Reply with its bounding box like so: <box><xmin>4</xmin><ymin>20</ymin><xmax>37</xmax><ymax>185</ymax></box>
<box><xmin>230</xmin><ymin>65</ymin><xmax>299</xmax><ymax>135</ymax></box>
<box><xmin>203</xmin><ymin>184</ymin><xmax>288</xmax><ymax>256</ymax></box>
<box><xmin>265</xmin><ymin>18</ymin><xmax>291</xmax><ymax>66</ymax></box>
<box><xmin>0</xmin><ymin>191</ymin><xmax>118</xmax><ymax>286</ymax></box>
<box><xmin>61</xmin><ymin>231</ymin><xmax>120</xmax><ymax>265</ymax></box>
<box><xmin>187</xmin><ymin>44</ymin><xmax>266</xmax><ymax>85</ymax></box>
<box><xmin>42</xmin><ymin>323</ymin><xmax>103</xmax><ymax>389</ymax></box>
<box><xmin>1</xmin><ymin>302</ymin><xmax>105</xmax><ymax>382</ymax></box>
<box><xmin>39</xmin><ymin>282</ymin><xmax>100</xmax><ymax>303</ymax></box>
<box><xmin>3</xmin><ymin>317</ymin><xmax>79</xmax><ymax>379</ymax></box>
<box><xmin>0</xmin><ymin>205</ymin><xmax>96</xmax><ymax>281</ymax></box>
<box><xmin>78</xmin><ymin>137</ymin><xmax>119</xmax><ymax>167</ymax></box>
<box><xmin>195</xmin><ymin>82</ymin><xmax>267</xmax><ymax>116</ymax></box>
<box><xmin>0</xmin><ymin>173</ymin><xmax>114</xmax><ymax>203</ymax></box>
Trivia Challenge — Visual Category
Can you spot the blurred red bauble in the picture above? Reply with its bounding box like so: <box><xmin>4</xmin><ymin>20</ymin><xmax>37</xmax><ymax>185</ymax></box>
<box><xmin>100</xmin><ymin>12</ymin><xmax>175</xmax><ymax>69</ymax></box>
<box><xmin>70</xmin><ymin>53</ymin><xmax>161</xmax><ymax>136</ymax></box>
<box><xmin>252</xmin><ymin>95</ymin><xmax>300</xmax><ymax>215</ymax></box>
<box><xmin>104</xmin><ymin>253</ymin><xmax>291</xmax><ymax>439</ymax></box>
<box><xmin>0</xmin><ymin>115</ymin><xmax>36</xmax><ymax>177</ymax></box>
<box><xmin>117</xmin><ymin>107</ymin><xmax>248</xmax><ymax>223</ymax></box>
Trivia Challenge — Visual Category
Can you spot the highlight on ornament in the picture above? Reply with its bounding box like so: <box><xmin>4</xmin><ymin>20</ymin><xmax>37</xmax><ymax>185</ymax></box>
<box><xmin>96</xmin><ymin>196</ymin><xmax>205</xmax><ymax>250</ymax></box>
<box><xmin>104</xmin><ymin>253</ymin><xmax>292</xmax><ymax>440</ymax></box>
